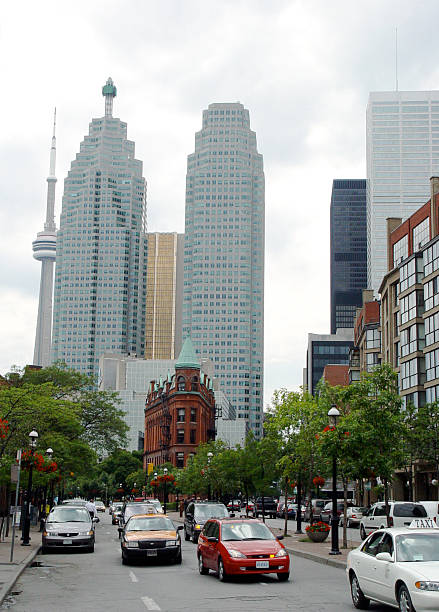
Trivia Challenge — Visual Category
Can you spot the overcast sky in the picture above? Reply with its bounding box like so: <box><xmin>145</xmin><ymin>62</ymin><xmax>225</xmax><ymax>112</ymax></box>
<box><xmin>2</xmin><ymin>0</ymin><xmax>439</xmax><ymax>407</ymax></box>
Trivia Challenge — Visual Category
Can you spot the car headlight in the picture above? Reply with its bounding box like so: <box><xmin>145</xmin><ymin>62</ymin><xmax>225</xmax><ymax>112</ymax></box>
<box><xmin>44</xmin><ymin>531</ymin><xmax>57</xmax><ymax>536</ymax></box>
<box><xmin>79</xmin><ymin>531</ymin><xmax>94</xmax><ymax>536</ymax></box>
<box><xmin>415</xmin><ymin>581</ymin><xmax>439</xmax><ymax>591</ymax></box>
<box><xmin>126</xmin><ymin>541</ymin><xmax>139</xmax><ymax>548</ymax></box>
<box><xmin>228</xmin><ymin>549</ymin><xmax>246</xmax><ymax>558</ymax></box>
<box><xmin>275</xmin><ymin>548</ymin><xmax>288</xmax><ymax>558</ymax></box>
<box><xmin>166</xmin><ymin>540</ymin><xmax>178</xmax><ymax>547</ymax></box>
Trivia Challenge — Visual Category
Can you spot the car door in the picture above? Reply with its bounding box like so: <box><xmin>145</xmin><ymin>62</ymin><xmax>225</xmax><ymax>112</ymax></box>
<box><xmin>355</xmin><ymin>532</ymin><xmax>385</xmax><ymax>599</ymax></box>
<box><xmin>373</xmin><ymin>533</ymin><xmax>396</xmax><ymax>604</ymax></box>
<box><xmin>199</xmin><ymin>521</ymin><xmax>213</xmax><ymax>567</ymax></box>
<box><xmin>205</xmin><ymin>521</ymin><xmax>220</xmax><ymax>569</ymax></box>
<box><xmin>365</xmin><ymin>505</ymin><xmax>381</xmax><ymax>532</ymax></box>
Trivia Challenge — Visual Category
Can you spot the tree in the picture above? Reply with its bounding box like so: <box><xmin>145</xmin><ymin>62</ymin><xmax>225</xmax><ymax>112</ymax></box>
<box><xmin>409</xmin><ymin>401</ymin><xmax>439</xmax><ymax>500</ymax></box>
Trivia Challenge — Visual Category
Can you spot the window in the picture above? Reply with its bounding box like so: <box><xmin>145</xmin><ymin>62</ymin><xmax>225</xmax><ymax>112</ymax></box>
<box><xmin>190</xmin><ymin>429</ymin><xmax>196</xmax><ymax>444</ymax></box>
<box><xmin>399</xmin><ymin>257</ymin><xmax>423</xmax><ymax>293</ymax></box>
<box><xmin>378</xmin><ymin>534</ymin><xmax>394</xmax><ymax>556</ymax></box>
<box><xmin>426</xmin><ymin>349</ymin><xmax>439</xmax><ymax>382</ymax></box>
<box><xmin>176</xmin><ymin>452</ymin><xmax>185</xmax><ymax>468</ymax></box>
<box><xmin>413</xmin><ymin>217</ymin><xmax>430</xmax><ymax>251</ymax></box>
<box><xmin>177</xmin><ymin>376</ymin><xmax>186</xmax><ymax>391</ymax></box>
<box><xmin>400</xmin><ymin>324</ymin><xmax>424</xmax><ymax>357</ymax></box>
<box><xmin>177</xmin><ymin>429</ymin><xmax>185</xmax><ymax>444</ymax></box>
<box><xmin>424</xmin><ymin>240</ymin><xmax>439</xmax><ymax>276</ymax></box>
<box><xmin>374</xmin><ymin>505</ymin><xmax>386</xmax><ymax>517</ymax></box>
<box><xmin>191</xmin><ymin>376</ymin><xmax>199</xmax><ymax>391</ymax></box>
<box><xmin>393</xmin><ymin>235</ymin><xmax>408</xmax><ymax>266</ymax></box>
<box><xmin>177</xmin><ymin>408</ymin><xmax>185</xmax><ymax>422</ymax></box>
<box><xmin>400</xmin><ymin>358</ymin><xmax>425</xmax><ymax>390</ymax></box>
<box><xmin>400</xmin><ymin>290</ymin><xmax>424</xmax><ymax>324</ymax></box>
<box><xmin>362</xmin><ymin>532</ymin><xmax>383</xmax><ymax>556</ymax></box>
<box><xmin>190</xmin><ymin>408</ymin><xmax>197</xmax><ymax>422</ymax></box>
<box><xmin>424</xmin><ymin>276</ymin><xmax>439</xmax><ymax>311</ymax></box>
<box><xmin>366</xmin><ymin>329</ymin><xmax>380</xmax><ymax>349</ymax></box>
<box><xmin>425</xmin><ymin>313</ymin><xmax>439</xmax><ymax>346</ymax></box>
<box><xmin>366</xmin><ymin>352</ymin><xmax>380</xmax><ymax>371</ymax></box>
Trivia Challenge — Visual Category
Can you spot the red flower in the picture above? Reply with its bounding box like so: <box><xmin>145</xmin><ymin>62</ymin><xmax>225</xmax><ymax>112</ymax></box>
<box><xmin>313</xmin><ymin>476</ymin><xmax>325</xmax><ymax>487</ymax></box>
<box><xmin>344</xmin><ymin>431</ymin><xmax>350</xmax><ymax>437</ymax></box>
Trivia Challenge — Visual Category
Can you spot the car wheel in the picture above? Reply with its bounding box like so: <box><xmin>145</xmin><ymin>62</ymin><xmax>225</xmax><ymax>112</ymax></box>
<box><xmin>198</xmin><ymin>554</ymin><xmax>209</xmax><ymax>575</ymax></box>
<box><xmin>87</xmin><ymin>544</ymin><xmax>95</xmax><ymax>553</ymax></box>
<box><xmin>398</xmin><ymin>584</ymin><xmax>415</xmax><ymax>612</ymax></box>
<box><xmin>184</xmin><ymin>526</ymin><xmax>190</xmax><ymax>541</ymax></box>
<box><xmin>191</xmin><ymin>532</ymin><xmax>199</xmax><ymax>544</ymax></box>
<box><xmin>339</xmin><ymin>519</ymin><xmax>343</xmax><ymax>527</ymax></box>
<box><xmin>278</xmin><ymin>572</ymin><xmax>289</xmax><ymax>582</ymax></box>
<box><xmin>350</xmin><ymin>572</ymin><xmax>370</xmax><ymax>609</ymax></box>
<box><xmin>121</xmin><ymin>553</ymin><xmax>129</xmax><ymax>565</ymax></box>
<box><xmin>174</xmin><ymin>549</ymin><xmax>182</xmax><ymax>564</ymax></box>
<box><xmin>218</xmin><ymin>557</ymin><xmax>227</xmax><ymax>582</ymax></box>
<box><xmin>360</xmin><ymin>524</ymin><xmax>367</xmax><ymax>540</ymax></box>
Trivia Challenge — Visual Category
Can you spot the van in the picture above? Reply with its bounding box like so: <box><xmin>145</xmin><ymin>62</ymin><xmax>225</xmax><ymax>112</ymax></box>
<box><xmin>359</xmin><ymin>501</ymin><xmax>427</xmax><ymax>539</ymax></box>
<box><xmin>418</xmin><ymin>500</ymin><xmax>439</xmax><ymax>523</ymax></box>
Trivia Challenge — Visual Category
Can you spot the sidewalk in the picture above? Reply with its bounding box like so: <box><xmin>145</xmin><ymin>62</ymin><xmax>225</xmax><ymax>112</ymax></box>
<box><xmin>167</xmin><ymin>511</ymin><xmax>354</xmax><ymax>571</ymax></box>
<box><xmin>0</xmin><ymin>524</ymin><xmax>41</xmax><ymax>606</ymax></box>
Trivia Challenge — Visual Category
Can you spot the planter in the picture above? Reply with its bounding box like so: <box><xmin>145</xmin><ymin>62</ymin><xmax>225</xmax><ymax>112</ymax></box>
<box><xmin>307</xmin><ymin>530</ymin><xmax>329</xmax><ymax>543</ymax></box>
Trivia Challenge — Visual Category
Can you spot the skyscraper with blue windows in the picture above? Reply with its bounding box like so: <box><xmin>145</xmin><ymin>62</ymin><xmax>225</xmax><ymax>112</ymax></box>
<box><xmin>52</xmin><ymin>79</ymin><xmax>147</xmax><ymax>381</ymax></box>
<box><xmin>183</xmin><ymin>103</ymin><xmax>264</xmax><ymax>437</ymax></box>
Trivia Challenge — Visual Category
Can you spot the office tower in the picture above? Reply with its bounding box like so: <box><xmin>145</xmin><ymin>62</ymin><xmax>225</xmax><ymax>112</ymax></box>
<box><xmin>52</xmin><ymin>78</ymin><xmax>147</xmax><ymax>380</ymax></box>
<box><xmin>330</xmin><ymin>179</ymin><xmax>367</xmax><ymax>333</ymax></box>
<box><xmin>367</xmin><ymin>90</ymin><xmax>439</xmax><ymax>293</ymax></box>
<box><xmin>32</xmin><ymin>112</ymin><xmax>58</xmax><ymax>366</ymax></box>
<box><xmin>305</xmin><ymin>328</ymin><xmax>354</xmax><ymax>395</ymax></box>
<box><xmin>183</xmin><ymin>102</ymin><xmax>265</xmax><ymax>437</ymax></box>
<box><xmin>145</xmin><ymin>232</ymin><xmax>183</xmax><ymax>360</ymax></box>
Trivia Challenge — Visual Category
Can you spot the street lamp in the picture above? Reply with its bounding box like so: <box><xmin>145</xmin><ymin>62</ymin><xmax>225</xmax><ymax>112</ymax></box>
<box><xmin>133</xmin><ymin>482</ymin><xmax>137</xmax><ymax>500</ymax></box>
<box><xmin>153</xmin><ymin>472</ymin><xmax>158</xmax><ymax>500</ymax></box>
<box><xmin>44</xmin><ymin>447</ymin><xmax>54</xmax><ymax>513</ymax></box>
<box><xmin>22</xmin><ymin>429</ymin><xmax>38</xmax><ymax>546</ymax></box>
<box><xmin>328</xmin><ymin>405</ymin><xmax>341</xmax><ymax>556</ymax></box>
<box><xmin>207</xmin><ymin>452</ymin><xmax>213</xmax><ymax>501</ymax></box>
<box><xmin>163</xmin><ymin>468</ymin><xmax>168</xmax><ymax>515</ymax></box>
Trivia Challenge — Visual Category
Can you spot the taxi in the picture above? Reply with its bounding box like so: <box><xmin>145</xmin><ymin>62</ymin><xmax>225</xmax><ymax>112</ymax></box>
<box><xmin>197</xmin><ymin>517</ymin><xmax>289</xmax><ymax>581</ymax></box>
<box><xmin>120</xmin><ymin>514</ymin><xmax>183</xmax><ymax>565</ymax></box>
<box><xmin>347</xmin><ymin>518</ymin><xmax>439</xmax><ymax>611</ymax></box>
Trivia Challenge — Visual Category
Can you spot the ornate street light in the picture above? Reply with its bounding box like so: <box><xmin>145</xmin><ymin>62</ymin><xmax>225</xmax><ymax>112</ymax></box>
<box><xmin>163</xmin><ymin>468</ymin><xmax>168</xmax><ymax>514</ymax></box>
<box><xmin>22</xmin><ymin>430</ymin><xmax>39</xmax><ymax>545</ymax></box>
<box><xmin>328</xmin><ymin>405</ymin><xmax>341</xmax><ymax>556</ymax></box>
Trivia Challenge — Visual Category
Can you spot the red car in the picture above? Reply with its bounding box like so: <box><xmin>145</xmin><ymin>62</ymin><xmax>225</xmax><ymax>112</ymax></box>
<box><xmin>197</xmin><ymin>517</ymin><xmax>290</xmax><ymax>582</ymax></box>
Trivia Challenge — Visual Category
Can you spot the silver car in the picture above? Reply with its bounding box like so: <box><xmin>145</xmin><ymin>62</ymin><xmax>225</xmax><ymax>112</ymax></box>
<box><xmin>42</xmin><ymin>505</ymin><xmax>96</xmax><ymax>553</ymax></box>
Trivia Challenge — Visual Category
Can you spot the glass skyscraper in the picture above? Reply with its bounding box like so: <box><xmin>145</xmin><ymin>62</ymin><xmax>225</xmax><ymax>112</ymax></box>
<box><xmin>183</xmin><ymin>102</ymin><xmax>264</xmax><ymax>437</ymax></box>
<box><xmin>367</xmin><ymin>91</ymin><xmax>439</xmax><ymax>293</ymax></box>
<box><xmin>52</xmin><ymin>79</ymin><xmax>147</xmax><ymax>381</ymax></box>
<box><xmin>330</xmin><ymin>179</ymin><xmax>367</xmax><ymax>333</ymax></box>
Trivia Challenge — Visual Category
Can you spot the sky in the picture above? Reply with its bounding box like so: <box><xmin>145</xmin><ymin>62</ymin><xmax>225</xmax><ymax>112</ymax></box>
<box><xmin>2</xmin><ymin>0</ymin><xmax>439</xmax><ymax>408</ymax></box>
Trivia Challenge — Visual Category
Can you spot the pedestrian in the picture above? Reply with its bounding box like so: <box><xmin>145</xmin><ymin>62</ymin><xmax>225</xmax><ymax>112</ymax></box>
<box><xmin>179</xmin><ymin>499</ymin><xmax>184</xmax><ymax>517</ymax></box>
<box><xmin>85</xmin><ymin>498</ymin><xmax>97</xmax><ymax>520</ymax></box>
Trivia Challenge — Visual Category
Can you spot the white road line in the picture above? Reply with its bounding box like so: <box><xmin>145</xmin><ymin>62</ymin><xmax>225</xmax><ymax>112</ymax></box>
<box><xmin>106</xmin><ymin>531</ymin><xmax>111</xmax><ymax>534</ymax></box>
<box><xmin>129</xmin><ymin>570</ymin><xmax>138</xmax><ymax>583</ymax></box>
<box><xmin>141</xmin><ymin>596</ymin><xmax>161</xmax><ymax>610</ymax></box>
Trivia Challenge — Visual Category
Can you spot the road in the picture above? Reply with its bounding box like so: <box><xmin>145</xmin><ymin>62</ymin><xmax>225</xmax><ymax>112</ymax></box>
<box><xmin>3</xmin><ymin>513</ymin><xmax>391</xmax><ymax>612</ymax></box>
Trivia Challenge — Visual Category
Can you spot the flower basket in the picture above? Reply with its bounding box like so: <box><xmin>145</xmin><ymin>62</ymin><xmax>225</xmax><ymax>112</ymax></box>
<box><xmin>307</xmin><ymin>530</ymin><xmax>329</xmax><ymax>543</ymax></box>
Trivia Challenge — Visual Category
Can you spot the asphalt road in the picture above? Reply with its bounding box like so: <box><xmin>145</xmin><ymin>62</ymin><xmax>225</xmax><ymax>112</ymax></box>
<box><xmin>3</xmin><ymin>513</ymin><xmax>392</xmax><ymax>612</ymax></box>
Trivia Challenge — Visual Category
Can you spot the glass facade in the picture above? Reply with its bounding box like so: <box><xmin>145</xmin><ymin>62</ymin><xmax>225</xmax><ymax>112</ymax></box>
<box><xmin>330</xmin><ymin>179</ymin><xmax>367</xmax><ymax>333</ymax></box>
<box><xmin>183</xmin><ymin>103</ymin><xmax>264</xmax><ymax>437</ymax></box>
<box><xmin>366</xmin><ymin>91</ymin><xmax>439</xmax><ymax>293</ymax></box>
<box><xmin>310</xmin><ymin>339</ymin><xmax>353</xmax><ymax>395</ymax></box>
<box><xmin>52</xmin><ymin>92</ymin><xmax>147</xmax><ymax>381</ymax></box>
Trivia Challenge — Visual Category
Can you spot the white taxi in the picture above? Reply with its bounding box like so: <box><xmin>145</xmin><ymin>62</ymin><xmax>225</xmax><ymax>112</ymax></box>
<box><xmin>347</xmin><ymin>518</ymin><xmax>439</xmax><ymax>611</ymax></box>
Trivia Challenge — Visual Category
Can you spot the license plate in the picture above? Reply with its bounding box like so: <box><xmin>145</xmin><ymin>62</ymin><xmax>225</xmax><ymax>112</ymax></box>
<box><xmin>147</xmin><ymin>549</ymin><xmax>157</xmax><ymax>556</ymax></box>
<box><xmin>63</xmin><ymin>539</ymin><xmax>72</xmax><ymax>545</ymax></box>
<box><xmin>256</xmin><ymin>560</ymin><xmax>269</xmax><ymax>569</ymax></box>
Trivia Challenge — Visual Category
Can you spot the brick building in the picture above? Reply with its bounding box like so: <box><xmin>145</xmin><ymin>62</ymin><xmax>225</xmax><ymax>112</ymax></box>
<box><xmin>144</xmin><ymin>337</ymin><xmax>216</xmax><ymax>468</ymax></box>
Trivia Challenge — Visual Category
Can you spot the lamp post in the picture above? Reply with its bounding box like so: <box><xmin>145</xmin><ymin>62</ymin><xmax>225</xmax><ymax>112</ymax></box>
<box><xmin>22</xmin><ymin>430</ymin><xmax>38</xmax><ymax>546</ymax></box>
<box><xmin>133</xmin><ymin>482</ymin><xmax>137</xmax><ymax>500</ymax></box>
<box><xmin>44</xmin><ymin>447</ymin><xmax>53</xmax><ymax>513</ymax></box>
<box><xmin>153</xmin><ymin>472</ymin><xmax>158</xmax><ymax>500</ymax></box>
<box><xmin>207</xmin><ymin>452</ymin><xmax>213</xmax><ymax>501</ymax></box>
<box><xmin>328</xmin><ymin>406</ymin><xmax>341</xmax><ymax>555</ymax></box>
<box><xmin>163</xmin><ymin>468</ymin><xmax>168</xmax><ymax>514</ymax></box>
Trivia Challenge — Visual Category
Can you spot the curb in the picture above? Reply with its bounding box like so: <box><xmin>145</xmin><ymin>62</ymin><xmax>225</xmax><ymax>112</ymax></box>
<box><xmin>285</xmin><ymin>546</ymin><xmax>346</xmax><ymax>571</ymax></box>
<box><xmin>0</xmin><ymin>545</ymin><xmax>41</xmax><ymax>606</ymax></box>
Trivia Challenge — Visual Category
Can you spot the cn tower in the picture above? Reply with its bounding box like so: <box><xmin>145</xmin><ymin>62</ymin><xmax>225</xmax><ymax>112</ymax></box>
<box><xmin>32</xmin><ymin>111</ymin><xmax>57</xmax><ymax>367</ymax></box>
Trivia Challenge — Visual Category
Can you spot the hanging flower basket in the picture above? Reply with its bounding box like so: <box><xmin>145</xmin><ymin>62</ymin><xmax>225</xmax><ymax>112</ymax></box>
<box><xmin>313</xmin><ymin>476</ymin><xmax>325</xmax><ymax>487</ymax></box>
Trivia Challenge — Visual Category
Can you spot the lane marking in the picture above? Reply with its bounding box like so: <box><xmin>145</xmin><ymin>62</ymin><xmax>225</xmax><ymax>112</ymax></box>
<box><xmin>141</xmin><ymin>596</ymin><xmax>161</xmax><ymax>610</ymax></box>
<box><xmin>129</xmin><ymin>570</ymin><xmax>138</xmax><ymax>583</ymax></box>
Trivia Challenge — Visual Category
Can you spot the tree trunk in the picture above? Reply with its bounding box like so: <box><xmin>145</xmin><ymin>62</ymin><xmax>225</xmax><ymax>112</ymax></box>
<box><xmin>343</xmin><ymin>477</ymin><xmax>348</xmax><ymax>549</ymax></box>
<box><xmin>283</xmin><ymin>478</ymin><xmax>288</xmax><ymax>537</ymax></box>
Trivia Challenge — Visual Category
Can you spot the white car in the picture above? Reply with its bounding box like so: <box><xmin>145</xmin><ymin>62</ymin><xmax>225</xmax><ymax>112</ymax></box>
<box><xmin>95</xmin><ymin>500</ymin><xmax>106</xmax><ymax>512</ymax></box>
<box><xmin>359</xmin><ymin>502</ymin><xmax>428</xmax><ymax>540</ymax></box>
<box><xmin>347</xmin><ymin>520</ymin><xmax>439</xmax><ymax>611</ymax></box>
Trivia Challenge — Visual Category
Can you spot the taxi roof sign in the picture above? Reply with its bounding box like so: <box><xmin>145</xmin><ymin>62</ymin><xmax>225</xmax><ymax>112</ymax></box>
<box><xmin>408</xmin><ymin>518</ymin><xmax>439</xmax><ymax>529</ymax></box>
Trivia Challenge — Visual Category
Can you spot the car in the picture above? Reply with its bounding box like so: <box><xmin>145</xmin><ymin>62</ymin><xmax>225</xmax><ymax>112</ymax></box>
<box><xmin>241</xmin><ymin>500</ymin><xmax>255</xmax><ymax>514</ymax></box>
<box><xmin>227</xmin><ymin>500</ymin><xmax>241</xmax><ymax>511</ymax></box>
<box><xmin>111</xmin><ymin>503</ymin><xmax>124</xmax><ymax>525</ymax></box>
<box><xmin>95</xmin><ymin>500</ymin><xmax>106</xmax><ymax>513</ymax></box>
<box><xmin>62</xmin><ymin>498</ymin><xmax>87</xmax><ymax>507</ymax></box>
<box><xmin>419</xmin><ymin>500</ymin><xmax>439</xmax><ymax>524</ymax></box>
<box><xmin>120</xmin><ymin>513</ymin><xmax>183</xmax><ymax>565</ymax></box>
<box><xmin>42</xmin><ymin>504</ymin><xmax>97</xmax><ymax>553</ymax></box>
<box><xmin>253</xmin><ymin>497</ymin><xmax>277</xmax><ymax>519</ymax></box>
<box><xmin>143</xmin><ymin>498</ymin><xmax>163</xmax><ymax>514</ymax></box>
<box><xmin>197</xmin><ymin>517</ymin><xmax>290</xmax><ymax>582</ymax></box>
<box><xmin>304</xmin><ymin>499</ymin><xmax>327</xmax><ymax>522</ymax></box>
<box><xmin>286</xmin><ymin>503</ymin><xmax>305</xmax><ymax>520</ymax></box>
<box><xmin>347</xmin><ymin>519</ymin><xmax>439</xmax><ymax>611</ymax></box>
<box><xmin>321</xmin><ymin>501</ymin><xmax>350</xmax><ymax>524</ymax></box>
<box><xmin>184</xmin><ymin>501</ymin><xmax>229</xmax><ymax>543</ymax></box>
<box><xmin>359</xmin><ymin>501</ymin><xmax>428</xmax><ymax>540</ymax></box>
<box><xmin>339</xmin><ymin>506</ymin><xmax>368</xmax><ymax>528</ymax></box>
<box><xmin>119</xmin><ymin>502</ymin><xmax>158</xmax><ymax>534</ymax></box>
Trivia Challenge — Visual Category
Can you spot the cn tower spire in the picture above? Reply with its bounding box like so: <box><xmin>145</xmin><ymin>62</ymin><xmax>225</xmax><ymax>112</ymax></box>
<box><xmin>32</xmin><ymin>110</ymin><xmax>58</xmax><ymax>366</ymax></box>
<box><xmin>102</xmin><ymin>77</ymin><xmax>117</xmax><ymax>118</ymax></box>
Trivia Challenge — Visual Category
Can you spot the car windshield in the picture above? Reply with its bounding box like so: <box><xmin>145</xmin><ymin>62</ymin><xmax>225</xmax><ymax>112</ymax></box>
<box><xmin>47</xmin><ymin>508</ymin><xmax>90</xmax><ymax>523</ymax></box>
<box><xmin>194</xmin><ymin>504</ymin><xmax>228</xmax><ymax>519</ymax></box>
<box><xmin>396</xmin><ymin>534</ymin><xmax>439</xmax><ymax>562</ymax></box>
<box><xmin>221</xmin><ymin>522</ymin><xmax>276</xmax><ymax>541</ymax></box>
<box><xmin>127</xmin><ymin>517</ymin><xmax>174</xmax><ymax>531</ymax></box>
<box><xmin>393</xmin><ymin>504</ymin><xmax>427</xmax><ymax>517</ymax></box>
<box><xmin>125</xmin><ymin>505</ymin><xmax>156</xmax><ymax>519</ymax></box>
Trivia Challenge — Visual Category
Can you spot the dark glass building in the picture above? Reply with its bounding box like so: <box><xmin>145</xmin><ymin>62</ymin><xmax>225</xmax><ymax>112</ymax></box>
<box><xmin>330</xmin><ymin>179</ymin><xmax>367</xmax><ymax>333</ymax></box>
<box><xmin>305</xmin><ymin>331</ymin><xmax>353</xmax><ymax>395</ymax></box>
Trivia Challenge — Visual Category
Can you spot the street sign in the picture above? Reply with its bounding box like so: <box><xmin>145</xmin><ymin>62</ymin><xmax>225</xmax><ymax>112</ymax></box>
<box><xmin>11</xmin><ymin>464</ymin><xmax>19</xmax><ymax>483</ymax></box>
<box><xmin>147</xmin><ymin>462</ymin><xmax>154</xmax><ymax>475</ymax></box>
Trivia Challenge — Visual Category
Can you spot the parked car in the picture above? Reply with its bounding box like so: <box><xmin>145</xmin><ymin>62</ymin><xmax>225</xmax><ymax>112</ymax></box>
<box><xmin>304</xmin><ymin>499</ymin><xmax>327</xmax><ymax>522</ymax></box>
<box><xmin>321</xmin><ymin>501</ymin><xmax>348</xmax><ymax>524</ymax></box>
<box><xmin>184</xmin><ymin>501</ymin><xmax>229</xmax><ymax>543</ymax></box>
<box><xmin>418</xmin><ymin>500</ymin><xmax>439</xmax><ymax>523</ymax></box>
<box><xmin>227</xmin><ymin>500</ymin><xmax>241</xmax><ymax>511</ymax></box>
<box><xmin>339</xmin><ymin>506</ymin><xmax>368</xmax><ymax>528</ymax></box>
<box><xmin>242</xmin><ymin>500</ymin><xmax>255</xmax><ymax>514</ymax></box>
<box><xmin>42</xmin><ymin>505</ymin><xmax>97</xmax><ymax>553</ymax></box>
<box><xmin>359</xmin><ymin>501</ymin><xmax>428</xmax><ymax>540</ymax></box>
<box><xmin>253</xmin><ymin>497</ymin><xmax>277</xmax><ymax>519</ymax></box>
<box><xmin>286</xmin><ymin>503</ymin><xmax>306</xmax><ymax>520</ymax></box>
<box><xmin>120</xmin><ymin>513</ymin><xmax>183</xmax><ymax>565</ymax></box>
<box><xmin>197</xmin><ymin>518</ymin><xmax>290</xmax><ymax>581</ymax></box>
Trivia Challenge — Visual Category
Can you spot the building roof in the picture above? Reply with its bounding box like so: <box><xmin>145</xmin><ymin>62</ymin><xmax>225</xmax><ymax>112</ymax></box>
<box><xmin>175</xmin><ymin>337</ymin><xmax>200</xmax><ymax>370</ymax></box>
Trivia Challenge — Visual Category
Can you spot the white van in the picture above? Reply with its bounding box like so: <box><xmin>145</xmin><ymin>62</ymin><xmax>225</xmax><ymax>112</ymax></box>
<box><xmin>418</xmin><ymin>500</ymin><xmax>439</xmax><ymax>523</ymax></box>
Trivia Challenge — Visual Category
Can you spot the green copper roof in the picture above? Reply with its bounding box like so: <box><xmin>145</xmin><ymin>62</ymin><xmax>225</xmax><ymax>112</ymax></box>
<box><xmin>175</xmin><ymin>337</ymin><xmax>200</xmax><ymax>370</ymax></box>
<box><xmin>102</xmin><ymin>77</ymin><xmax>117</xmax><ymax>97</ymax></box>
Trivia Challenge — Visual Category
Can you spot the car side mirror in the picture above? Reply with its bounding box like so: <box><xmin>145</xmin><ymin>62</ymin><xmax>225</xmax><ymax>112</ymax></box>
<box><xmin>177</xmin><ymin>525</ymin><xmax>184</xmax><ymax>531</ymax></box>
<box><xmin>277</xmin><ymin>535</ymin><xmax>284</xmax><ymax>541</ymax></box>
<box><xmin>207</xmin><ymin>536</ymin><xmax>218</xmax><ymax>543</ymax></box>
<box><xmin>376</xmin><ymin>552</ymin><xmax>393</xmax><ymax>563</ymax></box>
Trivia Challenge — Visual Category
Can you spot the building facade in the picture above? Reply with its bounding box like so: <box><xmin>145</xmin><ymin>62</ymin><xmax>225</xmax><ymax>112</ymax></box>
<box><xmin>145</xmin><ymin>232</ymin><xmax>183</xmax><ymax>360</ymax></box>
<box><xmin>52</xmin><ymin>79</ymin><xmax>147</xmax><ymax>380</ymax></box>
<box><xmin>183</xmin><ymin>102</ymin><xmax>265</xmax><ymax>437</ymax></box>
<box><xmin>367</xmin><ymin>90</ymin><xmax>439</xmax><ymax>293</ymax></box>
<box><xmin>304</xmin><ymin>328</ymin><xmax>354</xmax><ymax>395</ymax></box>
<box><xmin>144</xmin><ymin>338</ymin><xmax>216</xmax><ymax>468</ymax></box>
<box><xmin>330</xmin><ymin>179</ymin><xmax>367</xmax><ymax>333</ymax></box>
<box><xmin>32</xmin><ymin>113</ymin><xmax>58</xmax><ymax>367</ymax></box>
<box><xmin>353</xmin><ymin>290</ymin><xmax>381</xmax><ymax>374</ymax></box>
